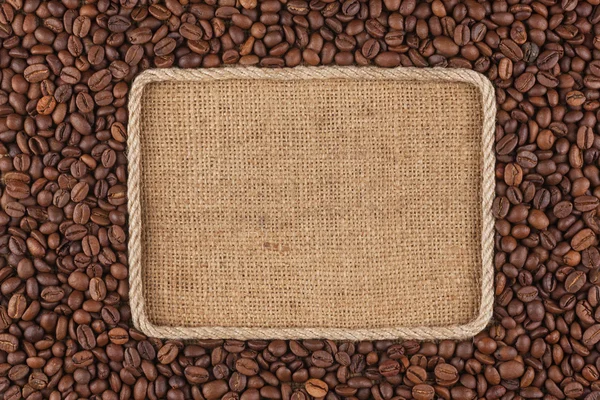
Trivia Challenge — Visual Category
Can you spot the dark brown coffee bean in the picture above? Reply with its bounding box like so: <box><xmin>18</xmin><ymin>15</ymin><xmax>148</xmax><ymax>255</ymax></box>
<box><xmin>514</xmin><ymin>72</ymin><xmax>535</xmax><ymax>92</ymax></box>
<box><xmin>23</xmin><ymin>64</ymin><xmax>50</xmax><ymax>83</ymax></box>
<box><xmin>499</xmin><ymin>39</ymin><xmax>523</xmax><ymax>61</ymax></box>
<box><xmin>583</xmin><ymin>324</ymin><xmax>600</xmax><ymax>346</ymax></box>
<box><xmin>203</xmin><ymin>380</ymin><xmax>229</xmax><ymax>399</ymax></box>
<box><xmin>154</xmin><ymin>37</ymin><xmax>177</xmax><ymax>56</ymax></box>
<box><xmin>88</xmin><ymin>69</ymin><xmax>112</xmax><ymax>92</ymax></box>
<box><xmin>565</xmin><ymin>270</ymin><xmax>587</xmax><ymax>293</ymax></box>
<box><xmin>412</xmin><ymin>384</ymin><xmax>435</xmax><ymax>400</ymax></box>
<box><xmin>434</xmin><ymin>363</ymin><xmax>459</xmax><ymax>385</ymax></box>
<box><xmin>7</xmin><ymin>293</ymin><xmax>26</xmax><ymax>319</ymax></box>
<box><xmin>157</xmin><ymin>342</ymin><xmax>179</xmax><ymax>364</ymax></box>
<box><xmin>311</xmin><ymin>350</ymin><xmax>334</xmax><ymax>367</ymax></box>
<box><xmin>185</xmin><ymin>366</ymin><xmax>210</xmax><ymax>384</ymax></box>
<box><xmin>72</xmin><ymin>350</ymin><xmax>94</xmax><ymax>367</ymax></box>
<box><xmin>537</xmin><ymin>50</ymin><xmax>560</xmax><ymax>70</ymax></box>
<box><xmin>108</xmin><ymin>15</ymin><xmax>131</xmax><ymax>32</ymax></box>
<box><xmin>378</xmin><ymin>360</ymin><xmax>400</xmax><ymax>377</ymax></box>
<box><xmin>572</xmin><ymin>229</ymin><xmax>597</xmax><ymax>251</ymax></box>
<box><xmin>0</xmin><ymin>334</ymin><xmax>18</xmax><ymax>353</ymax></box>
<box><xmin>72</xmin><ymin>15</ymin><xmax>91</xmax><ymax>37</ymax></box>
<box><xmin>433</xmin><ymin>36</ymin><xmax>459</xmax><ymax>57</ymax></box>
<box><xmin>406</xmin><ymin>366</ymin><xmax>427</xmax><ymax>384</ymax></box>
<box><xmin>89</xmin><ymin>277</ymin><xmax>107</xmax><ymax>301</ymax></box>
<box><xmin>236</xmin><ymin>358</ymin><xmax>260</xmax><ymax>376</ymax></box>
<box><xmin>554</xmin><ymin>201</ymin><xmax>573</xmax><ymax>218</ymax></box>
<box><xmin>496</xmin><ymin>134</ymin><xmax>518</xmax><ymax>155</ymax></box>
<box><xmin>374</xmin><ymin>51</ymin><xmax>400</xmax><ymax>67</ymax></box>
<box><xmin>76</xmin><ymin>324</ymin><xmax>97</xmax><ymax>350</ymax></box>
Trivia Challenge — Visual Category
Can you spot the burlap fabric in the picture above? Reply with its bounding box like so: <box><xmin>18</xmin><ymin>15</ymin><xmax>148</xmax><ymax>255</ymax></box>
<box><xmin>128</xmin><ymin>67</ymin><xmax>495</xmax><ymax>340</ymax></box>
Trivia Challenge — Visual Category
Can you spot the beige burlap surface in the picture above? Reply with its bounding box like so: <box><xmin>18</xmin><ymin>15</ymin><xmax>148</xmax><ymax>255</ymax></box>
<box><xmin>127</xmin><ymin>67</ymin><xmax>495</xmax><ymax>340</ymax></box>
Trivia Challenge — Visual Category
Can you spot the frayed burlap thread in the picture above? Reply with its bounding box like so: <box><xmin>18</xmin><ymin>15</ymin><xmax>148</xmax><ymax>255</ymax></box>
<box><xmin>127</xmin><ymin>67</ymin><xmax>496</xmax><ymax>340</ymax></box>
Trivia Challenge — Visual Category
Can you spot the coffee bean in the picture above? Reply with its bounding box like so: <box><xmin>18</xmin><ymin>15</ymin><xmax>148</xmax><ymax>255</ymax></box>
<box><xmin>522</xmin><ymin>42</ymin><xmax>540</xmax><ymax>63</ymax></box>
<box><xmin>434</xmin><ymin>363</ymin><xmax>459</xmax><ymax>386</ymax></box>
<box><xmin>516</xmin><ymin>286</ymin><xmax>538</xmax><ymax>302</ymax></box>
<box><xmin>40</xmin><ymin>286</ymin><xmax>65</xmax><ymax>302</ymax></box>
<box><xmin>76</xmin><ymin>324</ymin><xmax>97</xmax><ymax>350</ymax></box>
<box><xmin>412</xmin><ymin>384</ymin><xmax>435</xmax><ymax>400</ymax></box>
<box><xmin>553</xmin><ymin>201</ymin><xmax>573</xmax><ymax>218</ymax></box>
<box><xmin>0</xmin><ymin>334</ymin><xmax>18</xmax><ymax>353</ymax></box>
<box><xmin>575</xmin><ymin>196</ymin><xmax>600</xmax><ymax>212</ymax></box>
<box><xmin>537</xmin><ymin>50</ymin><xmax>560</xmax><ymax>70</ymax></box>
<box><xmin>23</xmin><ymin>64</ymin><xmax>50</xmax><ymax>83</ymax></box>
<box><xmin>406</xmin><ymin>366</ymin><xmax>427</xmax><ymax>384</ymax></box>
<box><xmin>311</xmin><ymin>350</ymin><xmax>334</xmax><ymax>367</ymax></box>
<box><xmin>565</xmin><ymin>270</ymin><xmax>587</xmax><ymax>293</ymax></box>
<box><xmin>7</xmin><ymin>293</ymin><xmax>26</xmax><ymax>319</ymax></box>
<box><xmin>72</xmin><ymin>350</ymin><xmax>94</xmax><ymax>367</ymax></box>
<box><xmin>202</xmin><ymin>380</ymin><xmax>229</xmax><ymax>399</ymax></box>
<box><xmin>157</xmin><ymin>342</ymin><xmax>179</xmax><ymax>364</ymax></box>
<box><xmin>514</xmin><ymin>72</ymin><xmax>535</xmax><ymax>92</ymax></box>
<box><xmin>572</xmin><ymin>228</ymin><xmax>597</xmax><ymax>251</ymax></box>
<box><xmin>305</xmin><ymin>379</ymin><xmax>328</xmax><ymax>397</ymax></box>
<box><xmin>185</xmin><ymin>366</ymin><xmax>210</xmax><ymax>384</ymax></box>
<box><xmin>498</xmin><ymin>360</ymin><xmax>525</xmax><ymax>379</ymax></box>
<box><xmin>72</xmin><ymin>15</ymin><xmax>91</xmax><ymax>37</ymax></box>
<box><xmin>433</xmin><ymin>36</ymin><xmax>459</xmax><ymax>57</ymax></box>
<box><xmin>89</xmin><ymin>277</ymin><xmax>107</xmax><ymax>301</ymax></box>
<box><xmin>378</xmin><ymin>359</ymin><xmax>400</xmax><ymax>377</ymax></box>
<box><xmin>496</xmin><ymin>133</ymin><xmax>518</xmax><ymax>155</ymax></box>
<box><xmin>88</xmin><ymin>69</ymin><xmax>113</xmax><ymax>92</ymax></box>
<box><xmin>65</xmin><ymin>224</ymin><xmax>88</xmax><ymax>240</ymax></box>
<box><xmin>504</xmin><ymin>163</ymin><xmax>523</xmax><ymax>186</ymax></box>
<box><xmin>71</xmin><ymin>181</ymin><xmax>89</xmax><ymax>202</ymax></box>
<box><xmin>374</xmin><ymin>51</ymin><xmax>400</xmax><ymax>67</ymax></box>
<box><xmin>154</xmin><ymin>37</ymin><xmax>177</xmax><ymax>56</ymax></box>
<box><xmin>236</xmin><ymin>358</ymin><xmax>260</xmax><ymax>376</ymax></box>
<box><xmin>583</xmin><ymin>324</ymin><xmax>600</xmax><ymax>346</ymax></box>
<box><xmin>499</xmin><ymin>39</ymin><xmax>523</xmax><ymax>61</ymax></box>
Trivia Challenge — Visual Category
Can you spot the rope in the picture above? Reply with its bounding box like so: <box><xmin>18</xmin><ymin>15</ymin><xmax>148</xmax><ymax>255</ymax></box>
<box><xmin>127</xmin><ymin>66</ymin><xmax>496</xmax><ymax>341</ymax></box>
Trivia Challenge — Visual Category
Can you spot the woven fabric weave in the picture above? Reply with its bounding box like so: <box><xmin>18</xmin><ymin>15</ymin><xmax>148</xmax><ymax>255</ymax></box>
<box><xmin>128</xmin><ymin>67</ymin><xmax>495</xmax><ymax>340</ymax></box>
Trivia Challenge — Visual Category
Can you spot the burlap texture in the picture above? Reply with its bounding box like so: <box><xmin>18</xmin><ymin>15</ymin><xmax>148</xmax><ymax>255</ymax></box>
<box><xmin>137</xmin><ymin>76</ymin><xmax>484</xmax><ymax>332</ymax></box>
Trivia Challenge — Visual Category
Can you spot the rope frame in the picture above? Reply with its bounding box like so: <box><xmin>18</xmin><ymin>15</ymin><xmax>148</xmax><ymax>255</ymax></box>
<box><xmin>127</xmin><ymin>66</ymin><xmax>496</xmax><ymax>340</ymax></box>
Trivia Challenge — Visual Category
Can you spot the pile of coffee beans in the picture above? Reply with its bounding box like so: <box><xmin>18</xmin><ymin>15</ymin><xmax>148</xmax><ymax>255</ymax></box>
<box><xmin>1</xmin><ymin>0</ymin><xmax>600</xmax><ymax>398</ymax></box>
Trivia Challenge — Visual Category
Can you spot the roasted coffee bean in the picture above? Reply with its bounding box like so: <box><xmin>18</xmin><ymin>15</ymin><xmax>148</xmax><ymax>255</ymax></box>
<box><xmin>311</xmin><ymin>350</ymin><xmax>334</xmax><ymax>367</ymax></box>
<box><xmin>157</xmin><ymin>342</ymin><xmax>179</xmax><ymax>364</ymax></box>
<box><xmin>0</xmin><ymin>334</ymin><xmax>18</xmax><ymax>353</ymax></box>
<box><xmin>378</xmin><ymin>359</ymin><xmax>400</xmax><ymax>377</ymax></box>
<box><xmin>88</xmin><ymin>69</ymin><xmax>113</xmax><ymax>92</ymax></box>
<box><xmin>412</xmin><ymin>384</ymin><xmax>435</xmax><ymax>400</ymax></box>
<box><xmin>575</xmin><ymin>196</ymin><xmax>600</xmax><ymax>212</ymax></box>
<box><xmin>305</xmin><ymin>379</ymin><xmax>328</xmax><ymax>397</ymax></box>
<box><xmin>406</xmin><ymin>366</ymin><xmax>427</xmax><ymax>384</ymax></box>
<box><xmin>572</xmin><ymin>229</ymin><xmax>597</xmax><ymax>251</ymax></box>
<box><xmin>583</xmin><ymin>324</ymin><xmax>600</xmax><ymax>346</ymax></box>
<box><xmin>236</xmin><ymin>358</ymin><xmax>260</xmax><ymax>376</ymax></box>
<box><xmin>434</xmin><ymin>363</ymin><xmax>459</xmax><ymax>385</ymax></box>
<box><xmin>76</xmin><ymin>324</ymin><xmax>97</xmax><ymax>350</ymax></box>
<box><xmin>7</xmin><ymin>294</ymin><xmax>26</xmax><ymax>319</ymax></box>
<box><xmin>565</xmin><ymin>270</ymin><xmax>587</xmax><ymax>293</ymax></box>
<box><xmin>537</xmin><ymin>50</ymin><xmax>560</xmax><ymax>70</ymax></box>
<box><xmin>185</xmin><ymin>366</ymin><xmax>210</xmax><ymax>384</ymax></box>
<box><xmin>554</xmin><ymin>201</ymin><xmax>573</xmax><ymax>218</ymax></box>
<box><xmin>23</xmin><ymin>64</ymin><xmax>50</xmax><ymax>83</ymax></box>
<box><xmin>498</xmin><ymin>360</ymin><xmax>525</xmax><ymax>379</ymax></box>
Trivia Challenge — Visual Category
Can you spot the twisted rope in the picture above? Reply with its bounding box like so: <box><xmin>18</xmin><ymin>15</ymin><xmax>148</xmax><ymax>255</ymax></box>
<box><xmin>127</xmin><ymin>66</ymin><xmax>496</xmax><ymax>340</ymax></box>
